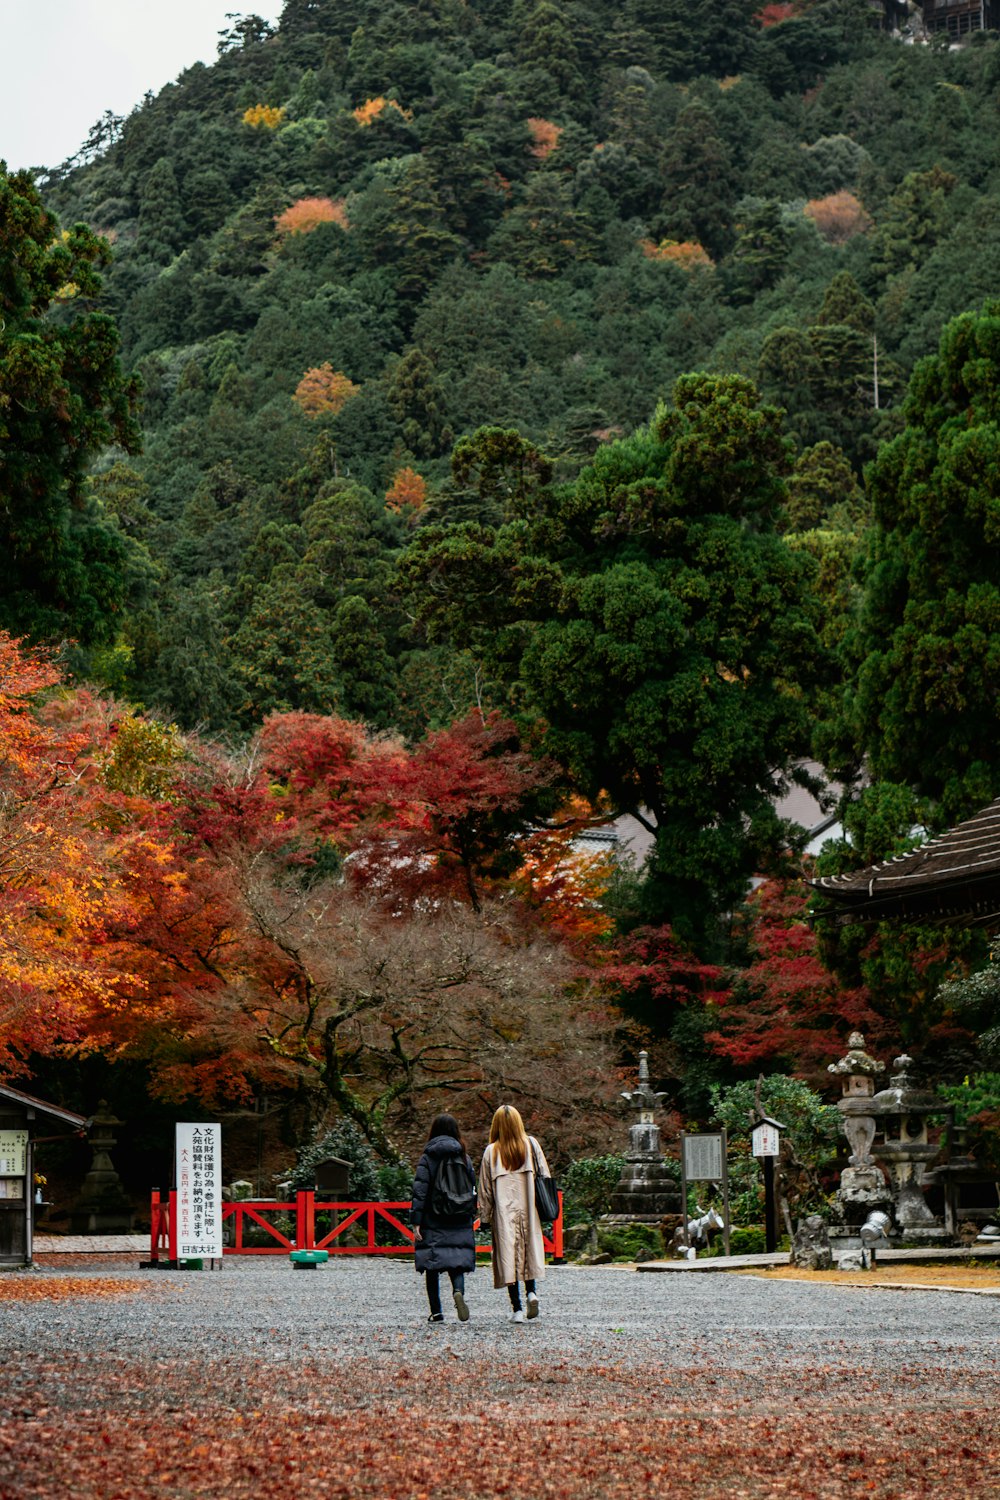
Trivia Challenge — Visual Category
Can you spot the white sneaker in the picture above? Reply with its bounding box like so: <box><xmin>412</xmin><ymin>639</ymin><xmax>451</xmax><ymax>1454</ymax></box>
<box><xmin>526</xmin><ymin>1292</ymin><xmax>539</xmax><ymax>1319</ymax></box>
<box><xmin>509</xmin><ymin>1308</ymin><xmax>525</xmax><ymax>1323</ymax></box>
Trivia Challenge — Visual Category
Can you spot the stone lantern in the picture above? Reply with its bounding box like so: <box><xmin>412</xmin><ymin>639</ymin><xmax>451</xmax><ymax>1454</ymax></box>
<box><xmin>828</xmin><ymin>1032</ymin><xmax>893</xmax><ymax>1241</ymax></box>
<box><xmin>605</xmin><ymin>1052</ymin><xmax>680</xmax><ymax>1223</ymax></box>
<box><xmin>70</xmin><ymin>1100</ymin><xmax>134</xmax><ymax>1234</ymax></box>
<box><xmin>869</xmin><ymin>1054</ymin><xmax>950</xmax><ymax>1243</ymax></box>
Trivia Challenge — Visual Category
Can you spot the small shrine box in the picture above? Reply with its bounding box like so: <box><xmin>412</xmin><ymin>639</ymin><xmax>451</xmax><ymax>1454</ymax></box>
<box><xmin>313</xmin><ymin>1156</ymin><xmax>351</xmax><ymax>1197</ymax></box>
<box><xmin>0</xmin><ymin>1083</ymin><xmax>87</xmax><ymax>1267</ymax></box>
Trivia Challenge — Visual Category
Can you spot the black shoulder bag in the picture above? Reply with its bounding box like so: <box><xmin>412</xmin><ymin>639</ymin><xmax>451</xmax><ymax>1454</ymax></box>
<box><xmin>529</xmin><ymin>1139</ymin><xmax>559</xmax><ymax>1224</ymax></box>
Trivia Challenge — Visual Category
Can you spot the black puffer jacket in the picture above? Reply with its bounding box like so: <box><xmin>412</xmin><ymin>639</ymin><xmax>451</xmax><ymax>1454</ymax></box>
<box><xmin>410</xmin><ymin>1134</ymin><xmax>477</xmax><ymax>1275</ymax></box>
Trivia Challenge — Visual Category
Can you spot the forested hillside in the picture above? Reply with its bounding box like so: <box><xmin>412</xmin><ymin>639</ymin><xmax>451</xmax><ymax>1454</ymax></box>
<box><xmin>7</xmin><ymin>0</ymin><xmax>1000</xmax><ymax>1167</ymax></box>
<box><xmin>30</xmin><ymin>0</ymin><xmax>1000</xmax><ymax>736</ymax></box>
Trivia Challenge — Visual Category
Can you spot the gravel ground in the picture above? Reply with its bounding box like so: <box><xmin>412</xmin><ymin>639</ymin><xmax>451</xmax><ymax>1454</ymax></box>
<box><xmin>1</xmin><ymin>1258</ymin><xmax>998</xmax><ymax>1499</ymax></box>
<box><xmin>3</xmin><ymin>1256</ymin><xmax>999</xmax><ymax>1372</ymax></box>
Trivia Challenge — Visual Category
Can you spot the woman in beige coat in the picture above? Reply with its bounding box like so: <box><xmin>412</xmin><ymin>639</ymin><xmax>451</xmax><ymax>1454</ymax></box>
<box><xmin>478</xmin><ymin>1104</ymin><xmax>551</xmax><ymax>1322</ymax></box>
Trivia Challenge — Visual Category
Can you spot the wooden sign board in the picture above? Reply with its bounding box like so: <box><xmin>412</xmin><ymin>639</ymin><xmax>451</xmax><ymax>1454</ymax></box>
<box><xmin>751</xmin><ymin>1122</ymin><xmax>781</xmax><ymax>1157</ymax></box>
<box><xmin>682</xmin><ymin>1132</ymin><xmax>725</xmax><ymax>1182</ymax></box>
<box><xmin>679</xmin><ymin>1130</ymin><xmax>730</xmax><ymax>1258</ymax></box>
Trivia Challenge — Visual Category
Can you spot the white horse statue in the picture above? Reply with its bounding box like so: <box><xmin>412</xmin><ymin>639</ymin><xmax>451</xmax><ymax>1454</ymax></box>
<box><xmin>670</xmin><ymin>1205</ymin><xmax>725</xmax><ymax>1260</ymax></box>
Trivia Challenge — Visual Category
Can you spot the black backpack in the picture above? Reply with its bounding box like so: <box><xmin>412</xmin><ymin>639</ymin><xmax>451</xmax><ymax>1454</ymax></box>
<box><xmin>430</xmin><ymin>1155</ymin><xmax>476</xmax><ymax>1221</ymax></box>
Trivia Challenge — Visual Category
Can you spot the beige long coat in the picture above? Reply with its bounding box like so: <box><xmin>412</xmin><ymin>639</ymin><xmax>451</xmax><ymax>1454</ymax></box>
<box><xmin>479</xmin><ymin>1137</ymin><xmax>550</xmax><ymax>1288</ymax></box>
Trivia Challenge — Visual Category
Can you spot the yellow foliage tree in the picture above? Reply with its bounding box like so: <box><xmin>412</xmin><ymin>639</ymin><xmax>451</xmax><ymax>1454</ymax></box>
<box><xmin>243</xmin><ymin>104</ymin><xmax>286</xmax><ymax>129</ymax></box>
<box><xmin>352</xmin><ymin>96</ymin><xmax>412</xmax><ymax>126</ymax></box>
<box><xmin>293</xmin><ymin>364</ymin><xmax>361</xmax><ymax>418</ymax></box>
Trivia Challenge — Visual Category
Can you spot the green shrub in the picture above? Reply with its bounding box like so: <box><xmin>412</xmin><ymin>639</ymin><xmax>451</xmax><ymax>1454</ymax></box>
<box><xmin>285</xmin><ymin>1119</ymin><xmax>391</xmax><ymax>1199</ymax></box>
<box><xmin>940</xmin><ymin>1073</ymin><xmax>1000</xmax><ymax>1175</ymax></box>
<box><xmin>727</xmin><ymin>1225</ymin><xmax>766</xmax><ymax>1255</ymax></box>
<box><xmin>596</xmin><ymin>1222</ymin><xmax>663</xmax><ymax>1261</ymax></box>
<box><xmin>561</xmin><ymin>1154</ymin><xmax>625</xmax><ymax>1223</ymax></box>
<box><xmin>708</xmin><ymin>1075</ymin><xmax>839</xmax><ymax>1224</ymax></box>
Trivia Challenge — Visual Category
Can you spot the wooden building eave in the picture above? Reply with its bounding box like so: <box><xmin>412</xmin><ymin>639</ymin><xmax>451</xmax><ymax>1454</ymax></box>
<box><xmin>809</xmin><ymin>795</ymin><xmax>1000</xmax><ymax>927</ymax></box>
<box><xmin>0</xmin><ymin>1082</ymin><xmax>88</xmax><ymax>1128</ymax></box>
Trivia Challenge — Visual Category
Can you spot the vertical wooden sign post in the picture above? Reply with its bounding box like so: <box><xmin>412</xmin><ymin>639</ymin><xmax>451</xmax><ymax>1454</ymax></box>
<box><xmin>751</xmin><ymin>1117</ymin><xmax>784</xmax><ymax>1253</ymax></box>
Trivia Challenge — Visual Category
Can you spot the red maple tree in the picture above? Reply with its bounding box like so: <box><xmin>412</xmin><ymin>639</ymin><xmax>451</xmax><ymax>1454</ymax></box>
<box><xmin>704</xmin><ymin>875</ymin><xmax>892</xmax><ymax>1083</ymax></box>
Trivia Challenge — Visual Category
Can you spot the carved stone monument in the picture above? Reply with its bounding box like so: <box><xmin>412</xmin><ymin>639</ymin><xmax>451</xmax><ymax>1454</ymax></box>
<box><xmin>790</xmin><ymin>1214</ymin><xmax>833</xmax><ymax>1270</ymax></box>
<box><xmin>605</xmin><ymin>1052</ymin><xmax>680</xmax><ymax>1223</ymax></box>
<box><xmin>828</xmin><ymin>1033</ymin><xmax>893</xmax><ymax>1242</ymax></box>
<box><xmin>70</xmin><ymin>1101</ymin><xmax>134</xmax><ymax>1234</ymax></box>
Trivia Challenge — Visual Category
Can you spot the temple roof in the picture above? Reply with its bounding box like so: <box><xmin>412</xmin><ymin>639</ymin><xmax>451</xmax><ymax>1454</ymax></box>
<box><xmin>0</xmin><ymin>1082</ymin><xmax>88</xmax><ymax>1127</ymax></box>
<box><xmin>810</xmin><ymin>795</ymin><xmax>1000</xmax><ymax>927</ymax></box>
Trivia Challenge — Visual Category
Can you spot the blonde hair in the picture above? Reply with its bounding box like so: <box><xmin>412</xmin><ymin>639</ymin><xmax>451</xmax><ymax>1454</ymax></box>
<box><xmin>490</xmin><ymin>1104</ymin><xmax>528</xmax><ymax>1172</ymax></box>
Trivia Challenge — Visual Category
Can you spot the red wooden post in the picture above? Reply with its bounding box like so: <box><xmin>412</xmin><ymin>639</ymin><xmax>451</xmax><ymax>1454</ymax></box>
<box><xmin>552</xmin><ymin>1191</ymin><xmax>564</xmax><ymax>1262</ymax></box>
<box><xmin>150</xmin><ymin>1190</ymin><xmax>161</xmax><ymax>1263</ymax></box>
<box><xmin>295</xmin><ymin>1190</ymin><xmax>315</xmax><ymax>1250</ymax></box>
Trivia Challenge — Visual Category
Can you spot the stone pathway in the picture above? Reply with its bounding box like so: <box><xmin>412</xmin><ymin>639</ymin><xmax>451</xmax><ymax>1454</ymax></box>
<box><xmin>639</xmin><ymin>1242</ymin><xmax>1000</xmax><ymax>1273</ymax></box>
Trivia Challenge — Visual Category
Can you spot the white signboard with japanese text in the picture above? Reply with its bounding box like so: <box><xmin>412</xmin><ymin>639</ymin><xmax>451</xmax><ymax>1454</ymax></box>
<box><xmin>175</xmin><ymin>1123</ymin><xmax>222</xmax><ymax>1259</ymax></box>
<box><xmin>0</xmin><ymin>1130</ymin><xmax>28</xmax><ymax>1176</ymax></box>
<box><xmin>751</xmin><ymin>1123</ymin><xmax>781</xmax><ymax>1157</ymax></box>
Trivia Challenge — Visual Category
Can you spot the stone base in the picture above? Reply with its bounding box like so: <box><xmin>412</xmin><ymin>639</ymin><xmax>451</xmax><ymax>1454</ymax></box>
<box><xmin>829</xmin><ymin>1225</ymin><xmax>953</xmax><ymax>1251</ymax></box>
<box><xmin>893</xmin><ymin>1225</ymin><xmax>952</xmax><ymax>1246</ymax></box>
<box><xmin>70</xmin><ymin>1207</ymin><xmax>135</xmax><ymax>1234</ymax></box>
<box><xmin>599</xmin><ymin>1214</ymin><xmax>670</xmax><ymax>1227</ymax></box>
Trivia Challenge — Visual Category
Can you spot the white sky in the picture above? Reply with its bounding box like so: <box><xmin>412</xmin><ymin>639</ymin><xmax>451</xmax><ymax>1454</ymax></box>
<box><xmin>1</xmin><ymin>1</ymin><xmax>286</xmax><ymax>172</ymax></box>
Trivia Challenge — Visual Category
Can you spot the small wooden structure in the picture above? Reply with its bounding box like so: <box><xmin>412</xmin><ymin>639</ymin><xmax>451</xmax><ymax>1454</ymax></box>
<box><xmin>0</xmin><ymin>1083</ymin><xmax>87</xmax><ymax>1267</ymax></box>
<box><xmin>313</xmin><ymin>1155</ymin><xmax>351</xmax><ymax>1196</ymax></box>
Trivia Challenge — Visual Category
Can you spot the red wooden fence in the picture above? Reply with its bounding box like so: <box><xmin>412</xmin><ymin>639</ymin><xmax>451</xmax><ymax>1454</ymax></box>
<box><xmin>149</xmin><ymin>1190</ymin><xmax>564</xmax><ymax>1262</ymax></box>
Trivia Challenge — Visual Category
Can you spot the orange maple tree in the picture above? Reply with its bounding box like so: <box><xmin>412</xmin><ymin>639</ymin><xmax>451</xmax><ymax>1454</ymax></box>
<box><xmin>640</xmin><ymin>238</ymin><xmax>714</xmax><ymax>268</ymax></box>
<box><xmin>292</xmin><ymin>364</ymin><xmax>360</xmax><ymax>418</ymax></box>
<box><xmin>275</xmin><ymin>197</ymin><xmax>349</xmax><ymax>236</ymax></box>
<box><xmin>0</xmin><ymin>637</ymin><xmax>179</xmax><ymax>1077</ymax></box>
<box><xmin>512</xmin><ymin>795</ymin><xmax>616</xmax><ymax>945</ymax></box>
<box><xmin>385</xmin><ymin>466</ymin><xmax>428</xmax><ymax>513</ymax></box>
<box><xmin>804</xmin><ymin>192</ymin><xmax>872</xmax><ymax>245</ymax></box>
<box><xmin>352</xmin><ymin>96</ymin><xmax>412</xmax><ymax>126</ymax></box>
<box><xmin>527</xmin><ymin>117</ymin><xmax>563</xmax><ymax>159</ymax></box>
<box><xmin>756</xmin><ymin>2</ymin><xmax>799</xmax><ymax>24</ymax></box>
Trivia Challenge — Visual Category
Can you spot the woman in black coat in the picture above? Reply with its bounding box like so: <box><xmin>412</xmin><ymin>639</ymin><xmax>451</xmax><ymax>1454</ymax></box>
<box><xmin>410</xmin><ymin>1113</ymin><xmax>477</xmax><ymax>1323</ymax></box>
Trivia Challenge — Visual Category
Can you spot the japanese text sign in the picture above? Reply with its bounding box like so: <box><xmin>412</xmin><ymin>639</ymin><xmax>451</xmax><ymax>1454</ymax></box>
<box><xmin>175</xmin><ymin>1123</ymin><xmax>222</xmax><ymax>1259</ymax></box>
<box><xmin>0</xmin><ymin>1130</ymin><xmax>28</xmax><ymax>1176</ymax></box>
<box><xmin>682</xmin><ymin>1132</ymin><xmax>725</xmax><ymax>1182</ymax></box>
<box><xmin>751</xmin><ymin>1123</ymin><xmax>781</xmax><ymax>1157</ymax></box>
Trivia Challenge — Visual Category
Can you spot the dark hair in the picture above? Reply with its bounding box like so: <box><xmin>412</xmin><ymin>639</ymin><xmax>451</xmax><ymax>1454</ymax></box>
<box><xmin>428</xmin><ymin>1113</ymin><xmax>466</xmax><ymax>1153</ymax></box>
